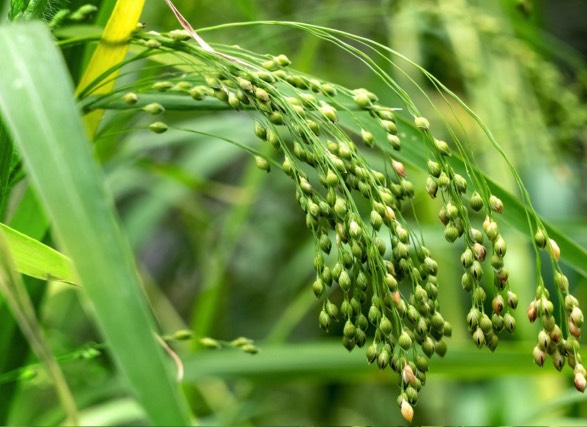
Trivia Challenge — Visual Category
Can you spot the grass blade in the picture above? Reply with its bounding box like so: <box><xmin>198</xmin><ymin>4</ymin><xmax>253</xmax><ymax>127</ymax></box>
<box><xmin>0</xmin><ymin>230</ymin><xmax>78</xmax><ymax>424</ymax></box>
<box><xmin>0</xmin><ymin>222</ymin><xmax>77</xmax><ymax>285</ymax></box>
<box><xmin>0</xmin><ymin>22</ymin><xmax>191</xmax><ymax>425</ymax></box>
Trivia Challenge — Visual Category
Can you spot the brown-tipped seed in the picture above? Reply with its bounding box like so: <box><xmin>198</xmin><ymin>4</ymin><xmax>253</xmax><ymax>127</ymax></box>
<box><xmin>492</xmin><ymin>295</ymin><xmax>504</xmax><ymax>315</ymax></box>
<box><xmin>504</xmin><ymin>312</ymin><xmax>516</xmax><ymax>333</ymax></box>
<box><xmin>553</xmin><ymin>350</ymin><xmax>565</xmax><ymax>371</ymax></box>
<box><xmin>506</xmin><ymin>291</ymin><xmax>518</xmax><ymax>309</ymax></box>
<box><xmin>533</xmin><ymin>345</ymin><xmax>546</xmax><ymax>367</ymax></box>
<box><xmin>473</xmin><ymin>327</ymin><xmax>485</xmax><ymax>348</ymax></box>
<box><xmin>528</xmin><ymin>299</ymin><xmax>538</xmax><ymax>322</ymax></box>
<box><xmin>400</xmin><ymin>399</ymin><xmax>414</xmax><ymax>423</ymax></box>
<box><xmin>472</xmin><ymin>243</ymin><xmax>487</xmax><ymax>262</ymax></box>
<box><xmin>377</xmin><ymin>349</ymin><xmax>390</xmax><ymax>369</ymax></box>
<box><xmin>489</xmin><ymin>195</ymin><xmax>503</xmax><ymax>213</ymax></box>
<box><xmin>494</xmin><ymin>236</ymin><xmax>507</xmax><ymax>257</ymax></box>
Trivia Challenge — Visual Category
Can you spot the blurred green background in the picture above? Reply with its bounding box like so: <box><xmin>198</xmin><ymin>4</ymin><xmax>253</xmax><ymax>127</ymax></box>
<box><xmin>3</xmin><ymin>0</ymin><xmax>587</xmax><ymax>424</ymax></box>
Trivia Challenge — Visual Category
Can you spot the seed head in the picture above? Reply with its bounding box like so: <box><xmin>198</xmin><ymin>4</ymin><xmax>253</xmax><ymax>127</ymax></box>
<box><xmin>148</xmin><ymin>121</ymin><xmax>168</xmax><ymax>134</ymax></box>
<box><xmin>489</xmin><ymin>195</ymin><xmax>503</xmax><ymax>213</ymax></box>
<box><xmin>549</xmin><ymin>238</ymin><xmax>561</xmax><ymax>260</ymax></box>
<box><xmin>321</xmin><ymin>83</ymin><xmax>337</xmax><ymax>96</ymax></box>
<box><xmin>275</xmin><ymin>54</ymin><xmax>291</xmax><ymax>67</ymax></box>
<box><xmin>349</xmin><ymin>220</ymin><xmax>362</xmax><ymax>238</ymax></box>
<box><xmin>435</xmin><ymin>339</ymin><xmax>448</xmax><ymax>357</ymax></box>
<box><xmin>507</xmin><ymin>291</ymin><xmax>518</xmax><ymax>309</ymax></box>
<box><xmin>492</xmin><ymin>295</ymin><xmax>504</xmax><ymax>315</ymax></box>
<box><xmin>361</xmin><ymin>129</ymin><xmax>374</xmax><ymax>146</ymax></box>
<box><xmin>494</xmin><ymin>236</ymin><xmax>507</xmax><ymax>257</ymax></box>
<box><xmin>414</xmin><ymin>116</ymin><xmax>430</xmax><ymax>130</ymax></box>
<box><xmin>319</xmin><ymin>310</ymin><xmax>330</xmax><ymax>331</ymax></box>
<box><xmin>426</xmin><ymin>177</ymin><xmax>438</xmax><ymax>198</ymax></box>
<box><xmin>146</xmin><ymin>39</ymin><xmax>161</xmax><ymax>49</ymax></box>
<box><xmin>400</xmin><ymin>399</ymin><xmax>414</xmax><ymax>423</ymax></box>
<box><xmin>379</xmin><ymin>316</ymin><xmax>393</xmax><ymax>336</ymax></box>
<box><xmin>387</xmin><ymin>134</ymin><xmax>401</xmax><ymax>150</ymax></box>
<box><xmin>366</xmin><ymin>343</ymin><xmax>378</xmax><ymax>363</ymax></box>
<box><xmin>353</xmin><ymin>92</ymin><xmax>371</xmax><ymax>108</ymax></box>
<box><xmin>338</xmin><ymin>270</ymin><xmax>352</xmax><ymax>292</ymax></box>
<box><xmin>319</xmin><ymin>101</ymin><xmax>338</xmax><ymax>122</ymax></box>
<box><xmin>528</xmin><ymin>299</ymin><xmax>537</xmax><ymax>322</ymax></box>
<box><xmin>571</xmin><ymin>306</ymin><xmax>584</xmax><ymax>328</ymax></box>
<box><xmin>533</xmin><ymin>345</ymin><xmax>545</xmax><ymax>367</ymax></box>
<box><xmin>254</xmin><ymin>156</ymin><xmax>271</xmax><ymax>172</ymax></box>
<box><xmin>504</xmin><ymin>312</ymin><xmax>516</xmax><ymax>333</ymax></box>
<box><xmin>435</xmin><ymin>139</ymin><xmax>450</xmax><ymax>156</ymax></box>
<box><xmin>402</xmin><ymin>364</ymin><xmax>416</xmax><ymax>385</ymax></box>
<box><xmin>575</xmin><ymin>373</ymin><xmax>586</xmax><ymax>393</ymax></box>
<box><xmin>390</xmin><ymin>159</ymin><xmax>406</xmax><ymax>177</ymax></box>
<box><xmin>473</xmin><ymin>327</ymin><xmax>485</xmax><ymax>348</ymax></box>
<box><xmin>143</xmin><ymin>102</ymin><xmax>165</xmax><ymax>115</ymax></box>
<box><xmin>426</xmin><ymin>160</ymin><xmax>441</xmax><ymax>178</ymax></box>
<box><xmin>122</xmin><ymin>92</ymin><xmax>138</xmax><ymax>104</ymax></box>
<box><xmin>470</xmin><ymin>191</ymin><xmax>484</xmax><ymax>212</ymax></box>
<box><xmin>454</xmin><ymin>173</ymin><xmax>467</xmax><ymax>193</ymax></box>
<box><xmin>199</xmin><ymin>337</ymin><xmax>221</xmax><ymax>349</ymax></box>
<box><xmin>377</xmin><ymin>348</ymin><xmax>390</xmax><ymax>369</ymax></box>
<box><xmin>444</xmin><ymin>223</ymin><xmax>459</xmax><ymax>243</ymax></box>
<box><xmin>534</xmin><ymin>229</ymin><xmax>547</xmax><ymax>249</ymax></box>
<box><xmin>399</xmin><ymin>331</ymin><xmax>412</xmax><ymax>350</ymax></box>
<box><xmin>168</xmin><ymin>29</ymin><xmax>191</xmax><ymax>41</ymax></box>
<box><xmin>554</xmin><ymin>272</ymin><xmax>569</xmax><ymax>292</ymax></box>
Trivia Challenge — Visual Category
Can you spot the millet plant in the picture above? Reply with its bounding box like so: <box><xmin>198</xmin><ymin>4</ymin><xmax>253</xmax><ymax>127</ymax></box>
<box><xmin>0</xmin><ymin>0</ymin><xmax>585</xmax><ymax>424</ymax></box>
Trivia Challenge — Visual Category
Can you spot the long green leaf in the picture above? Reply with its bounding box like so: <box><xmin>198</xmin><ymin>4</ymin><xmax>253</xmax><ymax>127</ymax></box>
<box><xmin>183</xmin><ymin>341</ymin><xmax>581</xmax><ymax>382</ymax></box>
<box><xmin>0</xmin><ymin>223</ymin><xmax>77</xmax><ymax>285</ymax></box>
<box><xmin>0</xmin><ymin>22</ymin><xmax>191</xmax><ymax>425</ymax></box>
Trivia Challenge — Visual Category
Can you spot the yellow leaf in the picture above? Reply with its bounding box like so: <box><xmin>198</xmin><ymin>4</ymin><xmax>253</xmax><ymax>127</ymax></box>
<box><xmin>76</xmin><ymin>0</ymin><xmax>146</xmax><ymax>137</ymax></box>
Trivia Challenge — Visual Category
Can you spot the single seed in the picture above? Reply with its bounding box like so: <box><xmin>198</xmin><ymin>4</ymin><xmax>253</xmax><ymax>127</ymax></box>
<box><xmin>148</xmin><ymin>121</ymin><xmax>168</xmax><ymax>134</ymax></box>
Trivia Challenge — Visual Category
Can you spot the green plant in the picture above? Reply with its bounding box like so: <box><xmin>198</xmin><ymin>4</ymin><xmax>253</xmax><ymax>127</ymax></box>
<box><xmin>0</xmin><ymin>0</ymin><xmax>586</xmax><ymax>424</ymax></box>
